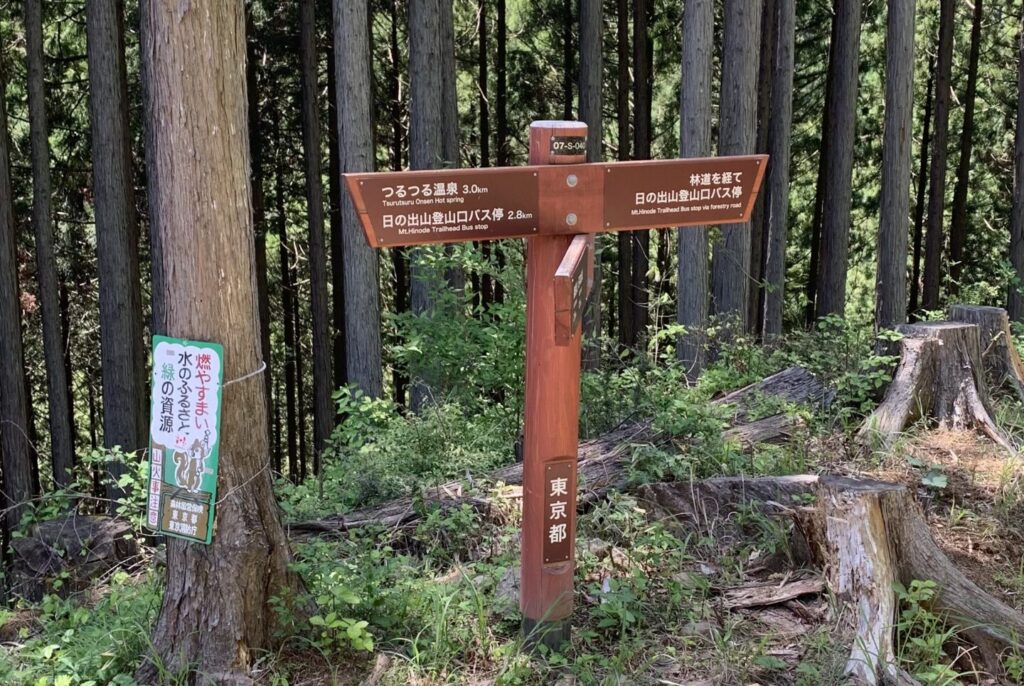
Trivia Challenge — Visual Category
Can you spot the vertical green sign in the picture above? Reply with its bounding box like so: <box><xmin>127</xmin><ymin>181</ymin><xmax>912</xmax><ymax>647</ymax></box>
<box><xmin>146</xmin><ymin>335</ymin><xmax>224</xmax><ymax>544</ymax></box>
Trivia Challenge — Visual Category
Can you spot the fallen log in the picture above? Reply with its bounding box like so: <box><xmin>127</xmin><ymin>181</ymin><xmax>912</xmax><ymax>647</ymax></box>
<box><xmin>949</xmin><ymin>304</ymin><xmax>1024</xmax><ymax>404</ymax></box>
<box><xmin>639</xmin><ymin>475</ymin><xmax>1024</xmax><ymax>685</ymax></box>
<box><xmin>858</xmin><ymin>322</ymin><xmax>1014</xmax><ymax>452</ymax></box>
<box><xmin>290</xmin><ymin>366</ymin><xmax>828</xmax><ymax>535</ymax></box>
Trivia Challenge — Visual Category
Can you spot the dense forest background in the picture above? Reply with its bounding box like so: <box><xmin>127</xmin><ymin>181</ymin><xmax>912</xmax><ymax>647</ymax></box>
<box><xmin>2</xmin><ymin>0</ymin><xmax>1024</xmax><ymax>682</ymax></box>
<box><xmin>1</xmin><ymin>0</ymin><xmax>1023</xmax><ymax>492</ymax></box>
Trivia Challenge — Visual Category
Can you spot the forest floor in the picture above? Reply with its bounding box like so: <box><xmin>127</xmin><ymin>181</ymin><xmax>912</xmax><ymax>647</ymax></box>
<box><xmin>265</xmin><ymin>423</ymin><xmax>1024</xmax><ymax>686</ymax></box>
<box><xmin>3</xmin><ymin>345</ymin><xmax>1024</xmax><ymax>685</ymax></box>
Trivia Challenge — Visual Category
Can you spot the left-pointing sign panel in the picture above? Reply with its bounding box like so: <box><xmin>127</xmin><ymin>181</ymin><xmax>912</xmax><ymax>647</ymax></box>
<box><xmin>344</xmin><ymin>168</ymin><xmax>541</xmax><ymax>248</ymax></box>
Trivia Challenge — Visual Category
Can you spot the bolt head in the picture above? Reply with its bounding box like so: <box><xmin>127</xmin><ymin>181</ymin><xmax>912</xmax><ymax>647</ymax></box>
<box><xmin>566</xmin><ymin>213</ymin><xmax>578</xmax><ymax>226</ymax></box>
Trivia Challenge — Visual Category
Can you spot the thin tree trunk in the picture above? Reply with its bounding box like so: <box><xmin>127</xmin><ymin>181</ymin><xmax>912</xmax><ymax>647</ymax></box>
<box><xmin>273</xmin><ymin>376</ymin><xmax>282</xmax><ymax>475</ymax></box>
<box><xmin>496</xmin><ymin>0</ymin><xmax>508</xmax><ymax>167</ymax></box>
<box><xmin>563</xmin><ymin>0</ymin><xmax>573</xmax><ymax>119</ymax></box>
<box><xmin>710</xmin><ymin>0</ymin><xmax>763</xmax><ymax>333</ymax></box>
<box><xmin>388</xmin><ymin>0</ymin><xmax>408</xmax><ymax>406</ymax></box>
<box><xmin>0</xmin><ymin>51</ymin><xmax>35</xmax><ymax>531</ymax></box>
<box><xmin>631</xmin><ymin>0</ymin><xmax>651</xmax><ymax>341</ymax></box>
<box><xmin>439</xmin><ymin>0</ymin><xmax>463</xmax><ymax>296</ymax></box>
<box><xmin>616</xmin><ymin>0</ymin><xmax>632</xmax><ymax>348</ymax></box>
<box><xmin>138</xmin><ymin>0</ymin><xmax>301</xmax><ymax>677</ymax></box>
<box><xmin>815</xmin><ymin>0</ymin><xmax>862</xmax><ymax>319</ymax></box>
<box><xmin>273</xmin><ymin>113</ymin><xmax>299</xmax><ymax>484</ymax></box>
<box><xmin>750</xmin><ymin>0</ymin><xmax>777</xmax><ymax>333</ymax></box>
<box><xmin>326</xmin><ymin>6</ymin><xmax>347</xmax><ymax>394</ymax></box>
<box><xmin>24</xmin><ymin>0</ymin><xmax>75</xmax><ymax>488</ymax></box>
<box><xmin>579</xmin><ymin>0</ymin><xmax>602</xmax><ymax>369</ymax></box>
<box><xmin>294</xmin><ymin>274</ymin><xmax>307</xmax><ymax>481</ymax></box>
<box><xmin>1010</xmin><ymin>16</ymin><xmax>1024</xmax><ymax>322</ymax></box>
<box><xmin>299</xmin><ymin>0</ymin><xmax>333</xmax><ymax>467</ymax></box>
<box><xmin>922</xmin><ymin>0</ymin><xmax>955</xmax><ymax>311</ymax></box>
<box><xmin>409</xmin><ymin>0</ymin><xmax>446</xmax><ymax>410</ymax></box>
<box><xmin>910</xmin><ymin>57</ymin><xmax>935</xmax><ymax>318</ymax></box>
<box><xmin>246</xmin><ymin>11</ymin><xmax>274</xmax><ymax>453</ymax></box>
<box><xmin>494</xmin><ymin>0</ymin><xmax>507</xmax><ymax>307</ymax></box>
<box><xmin>677</xmin><ymin>0</ymin><xmax>713</xmax><ymax>375</ymax></box>
<box><xmin>336</xmin><ymin>0</ymin><xmax>384</xmax><ymax>399</ymax></box>
<box><xmin>805</xmin><ymin>18</ymin><xmax>837</xmax><ymax>327</ymax></box>
<box><xmin>948</xmin><ymin>0</ymin><xmax>983</xmax><ymax>294</ymax></box>
<box><xmin>875</xmin><ymin>0</ymin><xmax>917</xmax><ymax>334</ymax></box>
<box><xmin>87</xmin><ymin>0</ymin><xmax>145</xmax><ymax>502</ymax></box>
<box><xmin>761</xmin><ymin>0</ymin><xmax>795</xmax><ymax>338</ymax></box>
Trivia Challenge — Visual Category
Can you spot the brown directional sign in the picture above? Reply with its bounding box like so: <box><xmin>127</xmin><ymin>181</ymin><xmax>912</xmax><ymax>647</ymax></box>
<box><xmin>344</xmin><ymin>154</ymin><xmax>767</xmax><ymax>248</ymax></box>
<box><xmin>603</xmin><ymin>156</ymin><xmax>767</xmax><ymax>230</ymax></box>
<box><xmin>344</xmin><ymin>167</ymin><xmax>540</xmax><ymax>247</ymax></box>
<box><xmin>554</xmin><ymin>235</ymin><xmax>594</xmax><ymax>345</ymax></box>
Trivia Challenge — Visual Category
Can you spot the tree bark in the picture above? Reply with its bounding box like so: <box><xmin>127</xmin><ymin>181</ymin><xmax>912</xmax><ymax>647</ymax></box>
<box><xmin>910</xmin><ymin>57</ymin><xmax>935</xmax><ymax>318</ymax></box>
<box><xmin>137</xmin><ymin>1</ymin><xmax>301</xmax><ymax>679</ymax></box>
<box><xmin>948</xmin><ymin>0</ymin><xmax>983</xmax><ymax>294</ymax></box>
<box><xmin>273</xmin><ymin>111</ymin><xmax>299</xmax><ymax>484</ymax></box>
<box><xmin>335</xmin><ymin>0</ymin><xmax>384</xmax><ymax>401</ymax></box>
<box><xmin>815</xmin><ymin>0</ymin><xmax>862</xmax><ymax>319</ymax></box>
<box><xmin>409</xmin><ymin>0</ymin><xmax>446</xmax><ymax>410</ymax></box>
<box><xmin>761</xmin><ymin>0</ymin><xmax>795</xmax><ymax>338</ymax></box>
<box><xmin>677</xmin><ymin>0</ymin><xmax>713</xmax><ymax>375</ymax></box>
<box><xmin>496</xmin><ymin>0</ymin><xmax>508</xmax><ymax>168</ymax></box>
<box><xmin>750</xmin><ymin>0</ymin><xmax>777</xmax><ymax>333</ymax></box>
<box><xmin>805</xmin><ymin>18</ymin><xmax>837</xmax><ymax>327</ymax></box>
<box><xmin>326</xmin><ymin>6</ymin><xmax>347</xmax><ymax>394</ymax></box>
<box><xmin>616</xmin><ymin>0</ymin><xmax>633</xmax><ymax>349</ymax></box>
<box><xmin>246</xmin><ymin>11</ymin><xmax>274</xmax><ymax>454</ymax></box>
<box><xmin>710</xmin><ymin>0</ymin><xmax>762</xmax><ymax>333</ymax></box>
<box><xmin>298</xmin><ymin>0</ymin><xmax>334</xmax><ymax>467</ymax></box>
<box><xmin>631</xmin><ymin>0</ymin><xmax>651</xmax><ymax>341</ymax></box>
<box><xmin>562</xmin><ymin>0</ymin><xmax>574</xmax><ymax>120</ymax></box>
<box><xmin>24</xmin><ymin>0</ymin><xmax>75</xmax><ymax>488</ymax></box>
<box><xmin>387</xmin><ymin>0</ymin><xmax>409</xmax><ymax>406</ymax></box>
<box><xmin>1012</xmin><ymin>15</ymin><xmax>1024</xmax><ymax>322</ymax></box>
<box><xmin>858</xmin><ymin>322</ymin><xmax>1012</xmax><ymax>452</ymax></box>
<box><xmin>922</xmin><ymin>0</ymin><xmax>955</xmax><ymax>311</ymax></box>
<box><xmin>294</xmin><ymin>275</ymin><xmax>308</xmax><ymax>481</ymax></box>
<box><xmin>579</xmin><ymin>0</ymin><xmax>602</xmax><ymax>369</ymax></box>
<box><xmin>493</xmin><ymin>0</ymin><xmax>507</xmax><ymax>309</ymax></box>
<box><xmin>949</xmin><ymin>304</ymin><xmax>1024</xmax><ymax>403</ymax></box>
<box><xmin>0</xmin><ymin>51</ymin><xmax>35</xmax><ymax>532</ymax></box>
<box><xmin>874</xmin><ymin>0</ymin><xmax>916</xmax><ymax>335</ymax></box>
<box><xmin>87</xmin><ymin>0</ymin><xmax>146</xmax><ymax>502</ymax></box>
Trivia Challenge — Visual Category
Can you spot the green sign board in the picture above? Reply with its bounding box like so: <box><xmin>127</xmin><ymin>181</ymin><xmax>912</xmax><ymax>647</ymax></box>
<box><xmin>146</xmin><ymin>335</ymin><xmax>224</xmax><ymax>544</ymax></box>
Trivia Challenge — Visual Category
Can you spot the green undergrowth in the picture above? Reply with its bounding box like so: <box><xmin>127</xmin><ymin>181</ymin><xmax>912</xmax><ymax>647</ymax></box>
<box><xmin>4</xmin><ymin>318</ymin><xmax>1004</xmax><ymax>685</ymax></box>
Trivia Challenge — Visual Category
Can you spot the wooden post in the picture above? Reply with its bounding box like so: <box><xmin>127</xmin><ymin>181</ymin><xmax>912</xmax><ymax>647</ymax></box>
<box><xmin>521</xmin><ymin>120</ymin><xmax>588</xmax><ymax>648</ymax></box>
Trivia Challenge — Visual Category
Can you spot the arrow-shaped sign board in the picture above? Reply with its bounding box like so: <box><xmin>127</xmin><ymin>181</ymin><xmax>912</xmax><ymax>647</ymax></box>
<box><xmin>344</xmin><ymin>155</ymin><xmax>767</xmax><ymax>248</ymax></box>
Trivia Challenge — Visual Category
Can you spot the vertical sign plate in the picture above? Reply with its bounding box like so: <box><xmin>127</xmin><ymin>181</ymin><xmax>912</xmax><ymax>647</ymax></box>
<box><xmin>146</xmin><ymin>335</ymin><xmax>224</xmax><ymax>544</ymax></box>
<box><xmin>543</xmin><ymin>460</ymin><xmax>575</xmax><ymax>564</ymax></box>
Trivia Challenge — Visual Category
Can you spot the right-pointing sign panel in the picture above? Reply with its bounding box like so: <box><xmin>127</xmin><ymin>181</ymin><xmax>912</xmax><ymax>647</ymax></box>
<box><xmin>602</xmin><ymin>155</ymin><xmax>767</xmax><ymax>232</ymax></box>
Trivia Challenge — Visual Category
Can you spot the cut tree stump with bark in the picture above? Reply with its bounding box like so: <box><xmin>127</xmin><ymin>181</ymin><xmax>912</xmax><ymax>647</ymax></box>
<box><xmin>858</xmin><ymin>321</ymin><xmax>1014</xmax><ymax>452</ymax></box>
<box><xmin>639</xmin><ymin>475</ymin><xmax>1024</xmax><ymax>684</ymax></box>
<box><xmin>291</xmin><ymin>366</ymin><xmax>830</xmax><ymax>536</ymax></box>
<box><xmin>949</xmin><ymin>304</ymin><xmax>1024</xmax><ymax>404</ymax></box>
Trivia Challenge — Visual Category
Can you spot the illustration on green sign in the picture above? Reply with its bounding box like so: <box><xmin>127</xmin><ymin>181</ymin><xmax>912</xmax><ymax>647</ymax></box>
<box><xmin>146</xmin><ymin>335</ymin><xmax>224</xmax><ymax>544</ymax></box>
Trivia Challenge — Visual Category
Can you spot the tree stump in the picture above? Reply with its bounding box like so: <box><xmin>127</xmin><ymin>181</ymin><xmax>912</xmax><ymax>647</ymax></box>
<box><xmin>858</xmin><ymin>322</ymin><xmax>1013</xmax><ymax>451</ymax></box>
<box><xmin>949</xmin><ymin>304</ymin><xmax>1024</xmax><ymax>403</ymax></box>
<box><xmin>639</xmin><ymin>475</ymin><xmax>1024</xmax><ymax>684</ymax></box>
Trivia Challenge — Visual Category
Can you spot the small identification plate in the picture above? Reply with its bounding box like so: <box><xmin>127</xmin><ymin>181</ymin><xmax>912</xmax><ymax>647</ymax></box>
<box><xmin>550</xmin><ymin>135</ymin><xmax>586</xmax><ymax>157</ymax></box>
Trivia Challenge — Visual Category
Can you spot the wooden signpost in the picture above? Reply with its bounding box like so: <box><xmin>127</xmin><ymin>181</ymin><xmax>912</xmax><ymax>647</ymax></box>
<box><xmin>344</xmin><ymin>120</ymin><xmax>766</xmax><ymax>648</ymax></box>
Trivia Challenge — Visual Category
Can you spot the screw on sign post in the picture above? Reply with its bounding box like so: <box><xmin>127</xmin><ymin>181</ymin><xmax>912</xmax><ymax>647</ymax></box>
<box><xmin>343</xmin><ymin>120</ymin><xmax>767</xmax><ymax>649</ymax></box>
